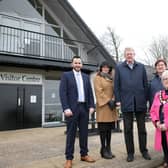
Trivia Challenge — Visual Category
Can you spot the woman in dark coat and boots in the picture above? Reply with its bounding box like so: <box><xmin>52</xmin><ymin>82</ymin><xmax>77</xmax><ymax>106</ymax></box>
<box><xmin>94</xmin><ymin>61</ymin><xmax>118</xmax><ymax>159</ymax></box>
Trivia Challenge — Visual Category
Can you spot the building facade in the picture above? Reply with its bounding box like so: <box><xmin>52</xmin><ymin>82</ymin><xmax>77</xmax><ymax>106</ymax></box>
<box><xmin>0</xmin><ymin>0</ymin><xmax>115</xmax><ymax>131</ymax></box>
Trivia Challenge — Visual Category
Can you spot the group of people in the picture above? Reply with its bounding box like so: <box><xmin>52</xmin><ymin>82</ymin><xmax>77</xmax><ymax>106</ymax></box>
<box><xmin>59</xmin><ymin>47</ymin><xmax>168</xmax><ymax>168</ymax></box>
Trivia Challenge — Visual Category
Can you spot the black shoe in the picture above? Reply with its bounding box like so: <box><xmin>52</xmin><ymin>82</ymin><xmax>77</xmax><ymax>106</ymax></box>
<box><xmin>106</xmin><ymin>146</ymin><xmax>115</xmax><ymax>158</ymax></box>
<box><xmin>100</xmin><ymin>147</ymin><xmax>112</xmax><ymax>159</ymax></box>
<box><xmin>142</xmin><ymin>152</ymin><xmax>151</xmax><ymax>160</ymax></box>
<box><xmin>127</xmin><ymin>154</ymin><xmax>134</xmax><ymax>162</ymax></box>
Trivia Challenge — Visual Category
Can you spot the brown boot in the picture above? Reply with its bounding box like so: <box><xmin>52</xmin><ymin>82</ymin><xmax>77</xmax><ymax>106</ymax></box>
<box><xmin>64</xmin><ymin>160</ymin><xmax>72</xmax><ymax>168</ymax></box>
<box><xmin>81</xmin><ymin>155</ymin><xmax>95</xmax><ymax>163</ymax></box>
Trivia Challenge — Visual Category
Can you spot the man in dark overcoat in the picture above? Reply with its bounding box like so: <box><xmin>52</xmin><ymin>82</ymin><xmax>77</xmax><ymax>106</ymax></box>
<box><xmin>114</xmin><ymin>47</ymin><xmax>151</xmax><ymax>162</ymax></box>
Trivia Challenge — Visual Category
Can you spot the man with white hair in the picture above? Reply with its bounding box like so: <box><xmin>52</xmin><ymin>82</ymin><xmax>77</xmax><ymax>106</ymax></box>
<box><xmin>114</xmin><ymin>47</ymin><xmax>151</xmax><ymax>162</ymax></box>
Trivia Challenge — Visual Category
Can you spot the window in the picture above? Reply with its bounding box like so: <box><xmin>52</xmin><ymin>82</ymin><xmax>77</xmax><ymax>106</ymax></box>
<box><xmin>44</xmin><ymin>80</ymin><xmax>63</xmax><ymax>123</ymax></box>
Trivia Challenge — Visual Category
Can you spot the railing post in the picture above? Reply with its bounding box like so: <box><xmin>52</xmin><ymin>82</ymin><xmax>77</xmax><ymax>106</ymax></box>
<box><xmin>60</xmin><ymin>27</ymin><xmax>64</xmax><ymax>60</ymax></box>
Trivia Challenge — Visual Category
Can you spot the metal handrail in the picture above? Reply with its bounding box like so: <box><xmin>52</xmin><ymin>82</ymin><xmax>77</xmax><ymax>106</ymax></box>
<box><xmin>0</xmin><ymin>24</ymin><xmax>98</xmax><ymax>65</ymax></box>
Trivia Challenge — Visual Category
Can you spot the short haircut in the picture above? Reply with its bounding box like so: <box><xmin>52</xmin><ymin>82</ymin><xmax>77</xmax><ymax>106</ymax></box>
<box><xmin>124</xmin><ymin>47</ymin><xmax>135</xmax><ymax>55</ymax></box>
<box><xmin>155</xmin><ymin>58</ymin><xmax>167</xmax><ymax>67</ymax></box>
<box><xmin>71</xmin><ymin>56</ymin><xmax>81</xmax><ymax>62</ymax></box>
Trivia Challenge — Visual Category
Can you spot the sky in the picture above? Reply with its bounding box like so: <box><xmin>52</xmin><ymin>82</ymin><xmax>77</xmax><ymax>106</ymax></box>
<box><xmin>68</xmin><ymin>0</ymin><xmax>168</xmax><ymax>63</ymax></box>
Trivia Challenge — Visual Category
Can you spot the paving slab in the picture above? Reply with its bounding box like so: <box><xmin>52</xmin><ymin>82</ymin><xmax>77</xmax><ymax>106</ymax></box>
<box><xmin>0</xmin><ymin>122</ymin><xmax>163</xmax><ymax>168</ymax></box>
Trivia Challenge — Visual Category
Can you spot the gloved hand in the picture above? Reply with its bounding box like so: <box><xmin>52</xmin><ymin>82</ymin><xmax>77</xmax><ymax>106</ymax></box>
<box><xmin>108</xmin><ymin>100</ymin><xmax>116</xmax><ymax>110</ymax></box>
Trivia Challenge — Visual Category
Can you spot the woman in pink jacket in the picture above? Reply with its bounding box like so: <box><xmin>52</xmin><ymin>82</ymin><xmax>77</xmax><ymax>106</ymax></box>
<box><xmin>150</xmin><ymin>70</ymin><xmax>168</xmax><ymax>168</ymax></box>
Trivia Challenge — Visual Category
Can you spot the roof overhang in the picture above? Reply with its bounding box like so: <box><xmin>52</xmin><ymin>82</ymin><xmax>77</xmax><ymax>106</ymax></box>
<box><xmin>0</xmin><ymin>53</ymin><xmax>97</xmax><ymax>72</ymax></box>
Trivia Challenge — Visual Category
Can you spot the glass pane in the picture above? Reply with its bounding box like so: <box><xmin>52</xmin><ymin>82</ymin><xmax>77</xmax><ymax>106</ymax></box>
<box><xmin>45</xmin><ymin>104</ymin><xmax>62</xmax><ymax>122</ymax></box>
<box><xmin>45</xmin><ymin>36</ymin><xmax>62</xmax><ymax>58</ymax></box>
<box><xmin>0</xmin><ymin>26</ymin><xmax>21</xmax><ymax>53</ymax></box>
<box><xmin>45</xmin><ymin>24</ymin><xmax>61</xmax><ymax>36</ymax></box>
<box><xmin>64</xmin><ymin>44</ymin><xmax>78</xmax><ymax>60</ymax></box>
<box><xmin>44</xmin><ymin>80</ymin><xmax>62</xmax><ymax>122</ymax></box>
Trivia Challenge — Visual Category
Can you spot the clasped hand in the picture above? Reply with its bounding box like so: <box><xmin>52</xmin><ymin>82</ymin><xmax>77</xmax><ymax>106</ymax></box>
<box><xmin>156</xmin><ymin>121</ymin><xmax>167</xmax><ymax>131</ymax></box>
<box><xmin>64</xmin><ymin>108</ymin><xmax>95</xmax><ymax>117</ymax></box>
<box><xmin>89</xmin><ymin>107</ymin><xmax>95</xmax><ymax>114</ymax></box>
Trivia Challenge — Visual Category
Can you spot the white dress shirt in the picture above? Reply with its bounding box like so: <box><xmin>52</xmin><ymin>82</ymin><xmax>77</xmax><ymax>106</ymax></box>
<box><xmin>73</xmin><ymin>70</ymin><xmax>85</xmax><ymax>102</ymax></box>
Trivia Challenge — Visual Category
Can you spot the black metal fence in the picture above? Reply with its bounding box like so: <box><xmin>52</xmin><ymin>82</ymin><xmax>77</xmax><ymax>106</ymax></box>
<box><xmin>0</xmin><ymin>25</ymin><xmax>96</xmax><ymax>64</ymax></box>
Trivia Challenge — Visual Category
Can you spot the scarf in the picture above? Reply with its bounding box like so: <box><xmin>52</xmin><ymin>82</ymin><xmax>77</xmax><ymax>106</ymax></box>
<box><xmin>99</xmin><ymin>72</ymin><xmax>113</xmax><ymax>81</ymax></box>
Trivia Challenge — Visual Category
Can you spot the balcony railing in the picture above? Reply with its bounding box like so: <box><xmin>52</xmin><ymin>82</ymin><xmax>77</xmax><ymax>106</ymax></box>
<box><xmin>0</xmin><ymin>25</ymin><xmax>96</xmax><ymax>64</ymax></box>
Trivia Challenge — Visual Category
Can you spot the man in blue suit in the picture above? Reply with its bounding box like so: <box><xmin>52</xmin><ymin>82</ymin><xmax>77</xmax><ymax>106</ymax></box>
<box><xmin>59</xmin><ymin>56</ymin><xmax>95</xmax><ymax>168</ymax></box>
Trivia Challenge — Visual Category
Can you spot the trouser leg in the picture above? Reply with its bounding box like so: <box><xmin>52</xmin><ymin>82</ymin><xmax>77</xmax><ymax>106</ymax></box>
<box><xmin>162</xmin><ymin>131</ymin><xmax>168</xmax><ymax>164</ymax></box>
<box><xmin>135</xmin><ymin>112</ymin><xmax>148</xmax><ymax>154</ymax></box>
<box><xmin>78</xmin><ymin>104</ymin><xmax>89</xmax><ymax>157</ymax></box>
<box><xmin>65</xmin><ymin>115</ymin><xmax>78</xmax><ymax>160</ymax></box>
<box><xmin>123</xmin><ymin>112</ymin><xmax>134</xmax><ymax>155</ymax></box>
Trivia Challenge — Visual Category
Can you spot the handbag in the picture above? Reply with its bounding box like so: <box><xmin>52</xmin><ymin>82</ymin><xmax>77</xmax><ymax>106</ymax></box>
<box><xmin>108</xmin><ymin>100</ymin><xmax>116</xmax><ymax>110</ymax></box>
